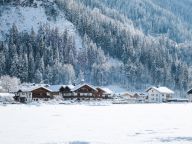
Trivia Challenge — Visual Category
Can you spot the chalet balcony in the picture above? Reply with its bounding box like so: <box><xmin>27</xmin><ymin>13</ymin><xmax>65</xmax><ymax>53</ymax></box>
<box><xmin>62</xmin><ymin>92</ymin><xmax>95</xmax><ymax>98</ymax></box>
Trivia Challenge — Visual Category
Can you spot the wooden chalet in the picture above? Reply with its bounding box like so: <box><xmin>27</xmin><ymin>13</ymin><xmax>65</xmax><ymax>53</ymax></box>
<box><xmin>96</xmin><ymin>87</ymin><xmax>113</xmax><ymax>98</ymax></box>
<box><xmin>49</xmin><ymin>85</ymin><xmax>63</xmax><ymax>96</ymax></box>
<box><xmin>122</xmin><ymin>92</ymin><xmax>148</xmax><ymax>102</ymax></box>
<box><xmin>15</xmin><ymin>86</ymin><xmax>53</xmax><ymax>103</ymax></box>
<box><xmin>32</xmin><ymin>87</ymin><xmax>53</xmax><ymax>101</ymax></box>
<box><xmin>59</xmin><ymin>85</ymin><xmax>74</xmax><ymax>98</ymax></box>
<box><xmin>60</xmin><ymin>84</ymin><xmax>100</xmax><ymax>100</ymax></box>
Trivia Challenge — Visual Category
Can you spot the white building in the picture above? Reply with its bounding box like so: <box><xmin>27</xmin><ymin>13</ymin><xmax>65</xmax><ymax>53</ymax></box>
<box><xmin>15</xmin><ymin>88</ymin><xmax>33</xmax><ymax>103</ymax></box>
<box><xmin>146</xmin><ymin>86</ymin><xmax>174</xmax><ymax>103</ymax></box>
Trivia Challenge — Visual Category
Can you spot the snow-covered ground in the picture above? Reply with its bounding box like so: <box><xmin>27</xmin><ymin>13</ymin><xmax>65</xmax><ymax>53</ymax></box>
<box><xmin>0</xmin><ymin>104</ymin><xmax>192</xmax><ymax>144</ymax></box>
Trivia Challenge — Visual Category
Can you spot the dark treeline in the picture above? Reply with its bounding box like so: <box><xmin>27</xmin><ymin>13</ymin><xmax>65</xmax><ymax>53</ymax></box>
<box><xmin>0</xmin><ymin>24</ymin><xmax>123</xmax><ymax>86</ymax></box>
<box><xmin>0</xmin><ymin>0</ymin><xmax>191</xmax><ymax>92</ymax></box>
<box><xmin>55</xmin><ymin>0</ymin><xmax>190</xmax><ymax>91</ymax></box>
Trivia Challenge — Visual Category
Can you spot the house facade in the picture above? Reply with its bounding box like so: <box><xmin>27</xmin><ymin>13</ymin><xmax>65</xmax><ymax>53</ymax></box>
<box><xmin>14</xmin><ymin>89</ymin><xmax>33</xmax><ymax>103</ymax></box>
<box><xmin>15</xmin><ymin>86</ymin><xmax>53</xmax><ymax>103</ymax></box>
<box><xmin>59</xmin><ymin>85</ymin><xmax>74</xmax><ymax>99</ymax></box>
<box><xmin>96</xmin><ymin>87</ymin><xmax>113</xmax><ymax>98</ymax></box>
<box><xmin>121</xmin><ymin>92</ymin><xmax>147</xmax><ymax>103</ymax></box>
<box><xmin>146</xmin><ymin>86</ymin><xmax>174</xmax><ymax>103</ymax></box>
<box><xmin>60</xmin><ymin>84</ymin><xmax>101</xmax><ymax>100</ymax></box>
<box><xmin>31</xmin><ymin>87</ymin><xmax>53</xmax><ymax>101</ymax></box>
<box><xmin>49</xmin><ymin>85</ymin><xmax>63</xmax><ymax>97</ymax></box>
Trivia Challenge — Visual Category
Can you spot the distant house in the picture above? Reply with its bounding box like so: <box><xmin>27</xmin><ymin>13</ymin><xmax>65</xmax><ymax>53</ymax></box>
<box><xmin>49</xmin><ymin>85</ymin><xmax>63</xmax><ymax>97</ymax></box>
<box><xmin>187</xmin><ymin>89</ymin><xmax>192</xmax><ymax>102</ymax></box>
<box><xmin>122</xmin><ymin>92</ymin><xmax>148</xmax><ymax>103</ymax></box>
<box><xmin>32</xmin><ymin>86</ymin><xmax>53</xmax><ymax>101</ymax></box>
<box><xmin>15</xmin><ymin>86</ymin><xmax>53</xmax><ymax>103</ymax></box>
<box><xmin>122</xmin><ymin>92</ymin><xmax>139</xmax><ymax>98</ymax></box>
<box><xmin>59</xmin><ymin>85</ymin><xmax>75</xmax><ymax>99</ymax></box>
<box><xmin>14</xmin><ymin>88</ymin><xmax>33</xmax><ymax>103</ymax></box>
<box><xmin>146</xmin><ymin>86</ymin><xmax>174</xmax><ymax>103</ymax></box>
<box><xmin>60</xmin><ymin>83</ymin><xmax>100</xmax><ymax>100</ymax></box>
<box><xmin>96</xmin><ymin>87</ymin><xmax>113</xmax><ymax>98</ymax></box>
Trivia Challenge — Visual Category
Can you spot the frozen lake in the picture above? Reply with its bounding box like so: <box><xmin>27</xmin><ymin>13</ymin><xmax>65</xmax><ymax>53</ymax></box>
<box><xmin>0</xmin><ymin>103</ymin><xmax>192</xmax><ymax>144</ymax></box>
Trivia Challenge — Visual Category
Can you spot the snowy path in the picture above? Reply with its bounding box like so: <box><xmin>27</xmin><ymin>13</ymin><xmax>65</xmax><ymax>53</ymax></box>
<box><xmin>0</xmin><ymin>104</ymin><xmax>192</xmax><ymax>144</ymax></box>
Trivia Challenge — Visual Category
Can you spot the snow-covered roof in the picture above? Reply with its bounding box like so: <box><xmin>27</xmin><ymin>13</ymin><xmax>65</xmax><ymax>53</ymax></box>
<box><xmin>0</xmin><ymin>93</ymin><xmax>15</xmax><ymax>97</ymax></box>
<box><xmin>122</xmin><ymin>91</ymin><xmax>137</xmax><ymax>96</ymax></box>
<box><xmin>138</xmin><ymin>92</ymin><xmax>148</xmax><ymax>97</ymax></box>
<box><xmin>63</xmin><ymin>85</ymin><xmax>75</xmax><ymax>90</ymax></box>
<box><xmin>146</xmin><ymin>86</ymin><xmax>174</xmax><ymax>94</ymax></box>
<box><xmin>49</xmin><ymin>85</ymin><xmax>63</xmax><ymax>92</ymax></box>
<box><xmin>32</xmin><ymin>86</ymin><xmax>52</xmax><ymax>92</ymax></box>
<box><xmin>187</xmin><ymin>88</ymin><xmax>192</xmax><ymax>94</ymax></box>
<box><xmin>17</xmin><ymin>87</ymin><xmax>34</xmax><ymax>92</ymax></box>
<box><xmin>121</xmin><ymin>91</ymin><xmax>148</xmax><ymax>97</ymax></box>
<box><xmin>72</xmin><ymin>83</ymin><xmax>97</xmax><ymax>92</ymax></box>
<box><xmin>17</xmin><ymin>86</ymin><xmax>52</xmax><ymax>92</ymax></box>
<box><xmin>97</xmin><ymin>87</ymin><xmax>113</xmax><ymax>94</ymax></box>
<box><xmin>49</xmin><ymin>84</ymin><xmax>75</xmax><ymax>92</ymax></box>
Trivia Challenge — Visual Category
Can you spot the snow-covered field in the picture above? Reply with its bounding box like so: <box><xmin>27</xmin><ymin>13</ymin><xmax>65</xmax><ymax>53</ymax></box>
<box><xmin>0</xmin><ymin>104</ymin><xmax>192</xmax><ymax>144</ymax></box>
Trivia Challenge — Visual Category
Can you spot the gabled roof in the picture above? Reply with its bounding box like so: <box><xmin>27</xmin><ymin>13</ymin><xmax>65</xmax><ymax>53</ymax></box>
<box><xmin>72</xmin><ymin>83</ymin><xmax>97</xmax><ymax>92</ymax></box>
<box><xmin>138</xmin><ymin>92</ymin><xmax>148</xmax><ymax>97</ymax></box>
<box><xmin>64</xmin><ymin>85</ymin><xmax>75</xmax><ymax>90</ymax></box>
<box><xmin>49</xmin><ymin>85</ymin><xmax>63</xmax><ymax>92</ymax></box>
<box><xmin>121</xmin><ymin>91</ymin><xmax>136</xmax><ymax>97</ymax></box>
<box><xmin>17</xmin><ymin>86</ymin><xmax>52</xmax><ymax>92</ymax></box>
<box><xmin>187</xmin><ymin>89</ymin><xmax>192</xmax><ymax>94</ymax></box>
<box><xmin>122</xmin><ymin>91</ymin><xmax>148</xmax><ymax>97</ymax></box>
<box><xmin>97</xmin><ymin>87</ymin><xmax>113</xmax><ymax>94</ymax></box>
<box><xmin>31</xmin><ymin>86</ymin><xmax>52</xmax><ymax>92</ymax></box>
<box><xmin>146</xmin><ymin>86</ymin><xmax>174</xmax><ymax>94</ymax></box>
<box><xmin>59</xmin><ymin>85</ymin><xmax>75</xmax><ymax>90</ymax></box>
<box><xmin>17</xmin><ymin>87</ymin><xmax>34</xmax><ymax>92</ymax></box>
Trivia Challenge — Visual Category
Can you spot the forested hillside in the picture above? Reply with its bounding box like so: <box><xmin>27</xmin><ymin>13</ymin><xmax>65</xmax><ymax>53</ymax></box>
<box><xmin>0</xmin><ymin>0</ymin><xmax>192</xmax><ymax>92</ymax></box>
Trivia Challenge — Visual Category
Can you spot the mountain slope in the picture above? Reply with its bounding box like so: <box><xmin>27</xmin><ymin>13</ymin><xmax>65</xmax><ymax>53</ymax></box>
<box><xmin>76</xmin><ymin>0</ymin><xmax>192</xmax><ymax>43</ymax></box>
<box><xmin>0</xmin><ymin>0</ymin><xmax>82</xmax><ymax>49</ymax></box>
<box><xmin>0</xmin><ymin>0</ymin><xmax>191</xmax><ymax>92</ymax></box>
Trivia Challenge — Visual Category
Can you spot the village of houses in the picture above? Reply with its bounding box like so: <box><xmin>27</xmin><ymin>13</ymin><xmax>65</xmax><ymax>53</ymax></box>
<box><xmin>0</xmin><ymin>81</ymin><xmax>192</xmax><ymax>104</ymax></box>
